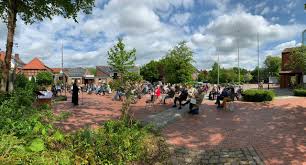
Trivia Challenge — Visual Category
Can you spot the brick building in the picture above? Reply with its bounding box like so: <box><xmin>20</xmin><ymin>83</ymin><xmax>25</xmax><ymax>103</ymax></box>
<box><xmin>279</xmin><ymin>48</ymin><xmax>304</xmax><ymax>88</ymax></box>
<box><xmin>21</xmin><ymin>57</ymin><xmax>52</xmax><ymax>79</ymax></box>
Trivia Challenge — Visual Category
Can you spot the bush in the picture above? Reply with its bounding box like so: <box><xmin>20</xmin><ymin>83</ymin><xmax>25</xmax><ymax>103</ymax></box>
<box><xmin>293</xmin><ymin>89</ymin><xmax>306</xmax><ymax>96</ymax></box>
<box><xmin>0</xmin><ymin>87</ymin><xmax>170</xmax><ymax>164</ymax></box>
<box><xmin>72</xmin><ymin>120</ymin><xmax>169</xmax><ymax>164</ymax></box>
<box><xmin>36</xmin><ymin>72</ymin><xmax>53</xmax><ymax>86</ymax></box>
<box><xmin>243</xmin><ymin>89</ymin><xmax>275</xmax><ymax>102</ymax></box>
<box><xmin>15</xmin><ymin>73</ymin><xmax>28</xmax><ymax>89</ymax></box>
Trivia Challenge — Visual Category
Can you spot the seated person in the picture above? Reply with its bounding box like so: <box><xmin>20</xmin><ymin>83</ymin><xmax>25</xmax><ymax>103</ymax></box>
<box><xmin>215</xmin><ymin>88</ymin><xmax>229</xmax><ymax>108</ymax></box>
<box><xmin>188</xmin><ymin>88</ymin><xmax>205</xmax><ymax>115</ymax></box>
<box><xmin>172</xmin><ymin>87</ymin><xmax>188</xmax><ymax>109</ymax></box>
<box><xmin>163</xmin><ymin>87</ymin><xmax>175</xmax><ymax>104</ymax></box>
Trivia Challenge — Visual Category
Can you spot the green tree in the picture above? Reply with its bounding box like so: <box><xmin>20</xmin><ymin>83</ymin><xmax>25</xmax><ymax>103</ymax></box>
<box><xmin>0</xmin><ymin>0</ymin><xmax>95</xmax><ymax>92</ymax></box>
<box><xmin>107</xmin><ymin>38</ymin><xmax>141</xmax><ymax>121</ymax></box>
<box><xmin>162</xmin><ymin>41</ymin><xmax>194</xmax><ymax>84</ymax></box>
<box><xmin>197</xmin><ymin>71</ymin><xmax>208</xmax><ymax>82</ymax></box>
<box><xmin>208</xmin><ymin>62</ymin><xmax>219</xmax><ymax>84</ymax></box>
<box><xmin>264</xmin><ymin>55</ymin><xmax>281</xmax><ymax>77</ymax></box>
<box><xmin>243</xmin><ymin>72</ymin><xmax>253</xmax><ymax>83</ymax></box>
<box><xmin>289</xmin><ymin>46</ymin><xmax>306</xmax><ymax>72</ymax></box>
<box><xmin>140</xmin><ymin>60</ymin><xmax>160</xmax><ymax>83</ymax></box>
<box><xmin>36</xmin><ymin>72</ymin><xmax>53</xmax><ymax>86</ymax></box>
<box><xmin>251</xmin><ymin>66</ymin><xmax>268</xmax><ymax>83</ymax></box>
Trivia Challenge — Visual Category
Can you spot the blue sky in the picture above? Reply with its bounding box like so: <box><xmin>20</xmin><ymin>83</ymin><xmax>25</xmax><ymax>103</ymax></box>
<box><xmin>0</xmin><ymin>0</ymin><xmax>305</xmax><ymax>70</ymax></box>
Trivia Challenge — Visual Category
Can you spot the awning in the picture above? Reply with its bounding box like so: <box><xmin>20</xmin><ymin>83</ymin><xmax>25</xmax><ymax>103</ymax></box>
<box><xmin>279</xmin><ymin>70</ymin><xmax>303</xmax><ymax>75</ymax></box>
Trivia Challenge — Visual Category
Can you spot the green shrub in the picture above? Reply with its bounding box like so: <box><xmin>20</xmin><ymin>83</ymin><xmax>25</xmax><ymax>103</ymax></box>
<box><xmin>243</xmin><ymin>89</ymin><xmax>275</xmax><ymax>102</ymax></box>
<box><xmin>72</xmin><ymin>120</ymin><xmax>169</xmax><ymax>164</ymax></box>
<box><xmin>15</xmin><ymin>73</ymin><xmax>28</xmax><ymax>89</ymax></box>
<box><xmin>293</xmin><ymin>89</ymin><xmax>306</xmax><ymax>96</ymax></box>
<box><xmin>0</xmin><ymin>87</ymin><xmax>169</xmax><ymax>164</ymax></box>
<box><xmin>36</xmin><ymin>71</ymin><xmax>53</xmax><ymax>86</ymax></box>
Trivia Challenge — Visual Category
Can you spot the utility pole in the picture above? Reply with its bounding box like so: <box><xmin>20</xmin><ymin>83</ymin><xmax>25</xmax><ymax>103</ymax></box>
<box><xmin>217</xmin><ymin>48</ymin><xmax>220</xmax><ymax>85</ymax></box>
<box><xmin>61</xmin><ymin>41</ymin><xmax>66</xmax><ymax>96</ymax></box>
<box><xmin>237</xmin><ymin>29</ymin><xmax>240</xmax><ymax>85</ymax></box>
<box><xmin>257</xmin><ymin>32</ymin><xmax>260</xmax><ymax>87</ymax></box>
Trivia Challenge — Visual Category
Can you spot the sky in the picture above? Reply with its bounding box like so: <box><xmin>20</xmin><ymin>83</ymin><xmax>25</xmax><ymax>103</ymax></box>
<box><xmin>0</xmin><ymin>0</ymin><xmax>305</xmax><ymax>70</ymax></box>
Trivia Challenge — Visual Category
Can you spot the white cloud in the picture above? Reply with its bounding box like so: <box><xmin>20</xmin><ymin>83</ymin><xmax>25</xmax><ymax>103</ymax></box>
<box><xmin>170</xmin><ymin>12</ymin><xmax>191</xmax><ymax>26</ymax></box>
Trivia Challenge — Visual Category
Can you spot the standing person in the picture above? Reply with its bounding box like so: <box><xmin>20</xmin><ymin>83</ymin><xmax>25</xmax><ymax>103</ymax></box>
<box><xmin>72</xmin><ymin>82</ymin><xmax>79</xmax><ymax>106</ymax></box>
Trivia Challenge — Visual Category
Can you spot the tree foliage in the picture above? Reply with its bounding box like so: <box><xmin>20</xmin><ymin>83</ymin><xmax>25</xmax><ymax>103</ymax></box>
<box><xmin>108</xmin><ymin>38</ymin><xmax>136</xmax><ymax>75</ymax></box>
<box><xmin>162</xmin><ymin>41</ymin><xmax>194</xmax><ymax>84</ymax></box>
<box><xmin>140</xmin><ymin>60</ymin><xmax>160</xmax><ymax>83</ymax></box>
<box><xmin>0</xmin><ymin>0</ymin><xmax>95</xmax><ymax>92</ymax></box>
<box><xmin>107</xmin><ymin>38</ymin><xmax>141</xmax><ymax>121</ymax></box>
<box><xmin>36</xmin><ymin>72</ymin><xmax>53</xmax><ymax>86</ymax></box>
<box><xmin>264</xmin><ymin>55</ymin><xmax>281</xmax><ymax>77</ymax></box>
<box><xmin>289</xmin><ymin>46</ymin><xmax>306</xmax><ymax>72</ymax></box>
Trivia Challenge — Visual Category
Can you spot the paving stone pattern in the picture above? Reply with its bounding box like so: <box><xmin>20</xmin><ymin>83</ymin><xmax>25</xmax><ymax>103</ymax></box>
<box><xmin>170</xmin><ymin>146</ymin><xmax>265</xmax><ymax>165</ymax></box>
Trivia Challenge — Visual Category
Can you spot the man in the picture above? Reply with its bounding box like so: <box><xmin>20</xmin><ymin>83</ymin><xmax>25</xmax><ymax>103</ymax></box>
<box><xmin>172</xmin><ymin>86</ymin><xmax>188</xmax><ymax>109</ymax></box>
<box><xmin>163</xmin><ymin>87</ymin><xmax>175</xmax><ymax>104</ymax></box>
<box><xmin>72</xmin><ymin>82</ymin><xmax>79</xmax><ymax>106</ymax></box>
<box><xmin>215</xmin><ymin>88</ymin><xmax>229</xmax><ymax>108</ymax></box>
<box><xmin>188</xmin><ymin>88</ymin><xmax>205</xmax><ymax>115</ymax></box>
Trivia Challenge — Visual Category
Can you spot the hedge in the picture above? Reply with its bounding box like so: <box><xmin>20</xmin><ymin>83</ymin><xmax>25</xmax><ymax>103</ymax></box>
<box><xmin>243</xmin><ymin>89</ymin><xmax>275</xmax><ymax>102</ymax></box>
<box><xmin>293</xmin><ymin>89</ymin><xmax>306</xmax><ymax>96</ymax></box>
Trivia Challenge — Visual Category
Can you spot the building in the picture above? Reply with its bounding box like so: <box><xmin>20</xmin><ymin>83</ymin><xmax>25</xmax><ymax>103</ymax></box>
<box><xmin>21</xmin><ymin>57</ymin><xmax>52</xmax><ymax>80</ymax></box>
<box><xmin>96</xmin><ymin>66</ymin><xmax>116</xmax><ymax>84</ymax></box>
<box><xmin>96</xmin><ymin>66</ymin><xmax>140</xmax><ymax>84</ymax></box>
<box><xmin>64</xmin><ymin>67</ymin><xmax>94</xmax><ymax>85</ymax></box>
<box><xmin>0</xmin><ymin>51</ymin><xmax>25</xmax><ymax>70</ymax></box>
<box><xmin>279</xmin><ymin>47</ymin><xmax>304</xmax><ymax>88</ymax></box>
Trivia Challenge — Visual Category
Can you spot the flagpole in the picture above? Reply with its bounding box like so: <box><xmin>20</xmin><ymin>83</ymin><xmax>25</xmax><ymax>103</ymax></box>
<box><xmin>237</xmin><ymin>29</ymin><xmax>240</xmax><ymax>85</ymax></box>
<box><xmin>217</xmin><ymin>48</ymin><xmax>220</xmax><ymax>85</ymax></box>
<box><xmin>257</xmin><ymin>32</ymin><xmax>260</xmax><ymax>87</ymax></box>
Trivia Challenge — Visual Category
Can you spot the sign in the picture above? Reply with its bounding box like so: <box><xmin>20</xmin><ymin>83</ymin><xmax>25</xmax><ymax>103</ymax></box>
<box><xmin>303</xmin><ymin>75</ymin><xmax>306</xmax><ymax>83</ymax></box>
<box><xmin>269</xmin><ymin>77</ymin><xmax>279</xmax><ymax>84</ymax></box>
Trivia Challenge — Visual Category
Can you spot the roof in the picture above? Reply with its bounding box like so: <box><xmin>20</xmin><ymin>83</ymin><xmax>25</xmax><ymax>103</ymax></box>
<box><xmin>96</xmin><ymin>66</ymin><xmax>114</xmax><ymax>75</ymax></box>
<box><xmin>65</xmin><ymin>67</ymin><xmax>86</xmax><ymax>77</ymax></box>
<box><xmin>0</xmin><ymin>51</ymin><xmax>4</xmax><ymax>62</ymax></box>
<box><xmin>0</xmin><ymin>51</ymin><xmax>25</xmax><ymax>67</ymax></box>
<box><xmin>51</xmin><ymin>68</ymin><xmax>62</xmax><ymax>73</ymax></box>
<box><xmin>23</xmin><ymin>57</ymin><xmax>50</xmax><ymax>70</ymax></box>
<box><xmin>279</xmin><ymin>70</ymin><xmax>303</xmax><ymax>75</ymax></box>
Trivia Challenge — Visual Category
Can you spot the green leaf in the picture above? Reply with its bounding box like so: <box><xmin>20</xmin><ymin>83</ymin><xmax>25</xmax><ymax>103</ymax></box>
<box><xmin>28</xmin><ymin>138</ymin><xmax>45</xmax><ymax>152</ymax></box>
<box><xmin>53</xmin><ymin>131</ymin><xmax>64</xmax><ymax>142</ymax></box>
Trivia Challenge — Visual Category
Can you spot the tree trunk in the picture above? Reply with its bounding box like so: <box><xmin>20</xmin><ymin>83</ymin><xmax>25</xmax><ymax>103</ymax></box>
<box><xmin>1</xmin><ymin>0</ymin><xmax>17</xmax><ymax>92</ymax></box>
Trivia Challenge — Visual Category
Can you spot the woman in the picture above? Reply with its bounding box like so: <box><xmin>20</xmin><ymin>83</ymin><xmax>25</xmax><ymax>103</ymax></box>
<box><xmin>72</xmin><ymin>82</ymin><xmax>79</xmax><ymax>106</ymax></box>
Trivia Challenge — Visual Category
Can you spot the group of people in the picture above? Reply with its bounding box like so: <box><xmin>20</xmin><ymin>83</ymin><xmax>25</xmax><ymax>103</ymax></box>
<box><xmin>69</xmin><ymin>79</ymin><xmax>243</xmax><ymax>114</ymax></box>
<box><xmin>143</xmin><ymin>83</ymin><xmax>207</xmax><ymax>115</ymax></box>
<box><xmin>209</xmin><ymin>85</ymin><xmax>243</xmax><ymax>108</ymax></box>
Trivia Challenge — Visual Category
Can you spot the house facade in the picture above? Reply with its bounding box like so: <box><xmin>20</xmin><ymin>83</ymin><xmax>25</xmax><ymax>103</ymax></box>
<box><xmin>21</xmin><ymin>57</ymin><xmax>53</xmax><ymax>80</ymax></box>
<box><xmin>279</xmin><ymin>47</ymin><xmax>304</xmax><ymax>88</ymax></box>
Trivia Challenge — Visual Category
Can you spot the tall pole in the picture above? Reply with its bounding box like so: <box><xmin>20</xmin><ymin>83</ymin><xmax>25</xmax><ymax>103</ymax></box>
<box><xmin>237</xmin><ymin>29</ymin><xmax>240</xmax><ymax>84</ymax></box>
<box><xmin>61</xmin><ymin>41</ymin><xmax>66</xmax><ymax>96</ymax></box>
<box><xmin>257</xmin><ymin>32</ymin><xmax>260</xmax><ymax>86</ymax></box>
<box><xmin>217</xmin><ymin>48</ymin><xmax>220</xmax><ymax>85</ymax></box>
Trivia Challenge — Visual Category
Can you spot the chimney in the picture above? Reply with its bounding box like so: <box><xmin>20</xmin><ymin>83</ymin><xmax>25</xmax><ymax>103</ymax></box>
<box><xmin>15</xmin><ymin>54</ymin><xmax>20</xmax><ymax>61</ymax></box>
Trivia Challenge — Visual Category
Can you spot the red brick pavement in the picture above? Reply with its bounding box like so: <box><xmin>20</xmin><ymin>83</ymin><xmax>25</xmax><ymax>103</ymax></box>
<box><xmin>52</xmin><ymin>93</ymin><xmax>171</xmax><ymax>131</ymax></box>
<box><xmin>162</xmin><ymin>98</ymin><xmax>306</xmax><ymax>165</ymax></box>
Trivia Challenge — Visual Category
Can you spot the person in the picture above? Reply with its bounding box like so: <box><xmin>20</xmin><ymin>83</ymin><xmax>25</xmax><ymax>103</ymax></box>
<box><xmin>172</xmin><ymin>86</ymin><xmax>188</xmax><ymax>109</ymax></box>
<box><xmin>72</xmin><ymin>82</ymin><xmax>79</xmax><ymax>106</ymax></box>
<box><xmin>163</xmin><ymin>87</ymin><xmax>175</xmax><ymax>104</ymax></box>
<box><xmin>215</xmin><ymin>88</ymin><xmax>229</xmax><ymax>108</ymax></box>
<box><xmin>188</xmin><ymin>88</ymin><xmax>205</xmax><ymax>114</ymax></box>
<box><xmin>182</xmin><ymin>85</ymin><xmax>196</xmax><ymax>106</ymax></box>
